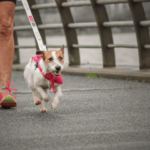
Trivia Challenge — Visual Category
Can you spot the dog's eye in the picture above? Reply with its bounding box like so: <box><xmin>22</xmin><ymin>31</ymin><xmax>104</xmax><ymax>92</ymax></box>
<box><xmin>49</xmin><ymin>57</ymin><xmax>53</xmax><ymax>61</ymax></box>
<box><xmin>59</xmin><ymin>57</ymin><xmax>63</xmax><ymax>60</ymax></box>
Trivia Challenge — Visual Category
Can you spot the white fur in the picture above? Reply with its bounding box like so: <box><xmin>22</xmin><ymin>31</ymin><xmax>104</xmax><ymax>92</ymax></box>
<box><xmin>24</xmin><ymin>53</ymin><xmax>63</xmax><ymax>112</ymax></box>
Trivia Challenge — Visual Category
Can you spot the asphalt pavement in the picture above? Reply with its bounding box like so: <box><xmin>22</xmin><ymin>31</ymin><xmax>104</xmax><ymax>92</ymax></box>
<box><xmin>0</xmin><ymin>71</ymin><xmax>150</xmax><ymax>150</ymax></box>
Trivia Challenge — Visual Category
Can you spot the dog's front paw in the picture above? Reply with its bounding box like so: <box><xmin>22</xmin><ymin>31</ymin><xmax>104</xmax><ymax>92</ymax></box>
<box><xmin>43</xmin><ymin>94</ymin><xmax>50</xmax><ymax>102</ymax></box>
<box><xmin>40</xmin><ymin>108</ymin><xmax>47</xmax><ymax>113</ymax></box>
<box><xmin>51</xmin><ymin>99</ymin><xmax>59</xmax><ymax>110</ymax></box>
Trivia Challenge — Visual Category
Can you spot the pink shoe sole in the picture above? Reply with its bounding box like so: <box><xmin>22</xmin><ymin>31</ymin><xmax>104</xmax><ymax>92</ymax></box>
<box><xmin>1</xmin><ymin>95</ymin><xmax>17</xmax><ymax>107</ymax></box>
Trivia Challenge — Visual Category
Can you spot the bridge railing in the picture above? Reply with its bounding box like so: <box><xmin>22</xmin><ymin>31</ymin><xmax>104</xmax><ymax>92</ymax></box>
<box><xmin>14</xmin><ymin>0</ymin><xmax>150</xmax><ymax>69</ymax></box>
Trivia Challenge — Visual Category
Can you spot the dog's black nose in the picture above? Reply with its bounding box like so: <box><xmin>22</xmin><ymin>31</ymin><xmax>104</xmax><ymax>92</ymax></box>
<box><xmin>55</xmin><ymin>66</ymin><xmax>61</xmax><ymax>71</ymax></box>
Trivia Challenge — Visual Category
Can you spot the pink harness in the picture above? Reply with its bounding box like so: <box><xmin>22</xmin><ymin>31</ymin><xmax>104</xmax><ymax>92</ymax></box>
<box><xmin>31</xmin><ymin>55</ymin><xmax>63</xmax><ymax>92</ymax></box>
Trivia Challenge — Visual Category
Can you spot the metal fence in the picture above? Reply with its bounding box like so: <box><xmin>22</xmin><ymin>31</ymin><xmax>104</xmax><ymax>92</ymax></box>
<box><xmin>14</xmin><ymin>0</ymin><xmax>150</xmax><ymax>69</ymax></box>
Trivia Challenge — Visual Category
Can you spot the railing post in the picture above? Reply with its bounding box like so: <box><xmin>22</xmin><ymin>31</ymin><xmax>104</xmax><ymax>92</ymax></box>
<box><xmin>27</xmin><ymin>0</ymin><xmax>47</xmax><ymax>50</ymax></box>
<box><xmin>128</xmin><ymin>0</ymin><xmax>150</xmax><ymax>69</ymax></box>
<box><xmin>13</xmin><ymin>29</ymin><xmax>20</xmax><ymax>64</ymax></box>
<box><xmin>55</xmin><ymin>0</ymin><xmax>80</xmax><ymax>66</ymax></box>
<box><xmin>90</xmin><ymin>0</ymin><xmax>115</xmax><ymax>67</ymax></box>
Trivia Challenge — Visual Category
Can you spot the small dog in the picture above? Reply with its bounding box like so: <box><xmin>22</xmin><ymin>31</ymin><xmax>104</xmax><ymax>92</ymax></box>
<box><xmin>24</xmin><ymin>46</ymin><xmax>64</xmax><ymax>112</ymax></box>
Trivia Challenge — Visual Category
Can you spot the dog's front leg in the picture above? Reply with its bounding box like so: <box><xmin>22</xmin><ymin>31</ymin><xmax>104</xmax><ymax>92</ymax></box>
<box><xmin>36</xmin><ymin>87</ymin><xmax>49</xmax><ymax>112</ymax></box>
<box><xmin>39</xmin><ymin>100</ymin><xmax>47</xmax><ymax>112</ymax></box>
<box><xmin>52</xmin><ymin>85</ymin><xmax>62</xmax><ymax>110</ymax></box>
<box><xmin>43</xmin><ymin>89</ymin><xmax>50</xmax><ymax>102</ymax></box>
<box><xmin>36</xmin><ymin>87</ymin><xmax>50</xmax><ymax>102</ymax></box>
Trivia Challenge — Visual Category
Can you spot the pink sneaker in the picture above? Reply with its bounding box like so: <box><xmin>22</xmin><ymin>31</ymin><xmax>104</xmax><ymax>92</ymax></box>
<box><xmin>0</xmin><ymin>80</ymin><xmax>17</xmax><ymax>108</ymax></box>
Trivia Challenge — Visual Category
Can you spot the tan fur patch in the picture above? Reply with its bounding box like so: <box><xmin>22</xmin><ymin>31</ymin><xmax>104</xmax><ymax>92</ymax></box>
<box><xmin>42</xmin><ymin>49</ymin><xmax>64</xmax><ymax>65</ymax></box>
<box><xmin>56</xmin><ymin>50</ymin><xmax>64</xmax><ymax>65</ymax></box>
<box><xmin>44</xmin><ymin>51</ymin><xmax>54</xmax><ymax>64</ymax></box>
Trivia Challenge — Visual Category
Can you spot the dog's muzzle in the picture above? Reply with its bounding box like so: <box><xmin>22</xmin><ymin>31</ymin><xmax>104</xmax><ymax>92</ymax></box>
<box><xmin>53</xmin><ymin>66</ymin><xmax>61</xmax><ymax>76</ymax></box>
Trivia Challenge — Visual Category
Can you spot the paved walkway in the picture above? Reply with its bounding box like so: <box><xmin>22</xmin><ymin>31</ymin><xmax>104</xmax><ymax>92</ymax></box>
<box><xmin>0</xmin><ymin>71</ymin><xmax>150</xmax><ymax>150</ymax></box>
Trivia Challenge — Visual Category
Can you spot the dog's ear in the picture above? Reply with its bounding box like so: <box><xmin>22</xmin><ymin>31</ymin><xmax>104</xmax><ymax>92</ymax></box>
<box><xmin>36</xmin><ymin>51</ymin><xmax>46</xmax><ymax>60</ymax></box>
<box><xmin>36</xmin><ymin>50</ymin><xmax>45</xmax><ymax>56</ymax></box>
<box><xmin>60</xmin><ymin>45</ymin><xmax>64</xmax><ymax>55</ymax></box>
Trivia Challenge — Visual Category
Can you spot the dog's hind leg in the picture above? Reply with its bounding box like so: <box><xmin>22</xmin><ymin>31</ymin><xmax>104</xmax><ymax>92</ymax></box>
<box><xmin>29</xmin><ymin>78</ymin><xmax>41</xmax><ymax>105</ymax></box>
<box><xmin>52</xmin><ymin>85</ymin><xmax>62</xmax><ymax>110</ymax></box>
<box><xmin>32</xmin><ymin>88</ymin><xmax>41</xmax><ymax>105</ymax></box>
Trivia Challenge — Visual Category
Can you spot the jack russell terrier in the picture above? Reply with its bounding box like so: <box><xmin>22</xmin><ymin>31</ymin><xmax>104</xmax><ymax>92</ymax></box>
<box><xmin>24</xmin><ymin>46</ymin><xmax>64</xmax><ymax>112</ymax></box>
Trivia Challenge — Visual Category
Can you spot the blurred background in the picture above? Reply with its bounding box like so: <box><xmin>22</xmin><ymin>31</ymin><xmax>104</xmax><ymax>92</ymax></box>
<box><xmin>14</xmin><ymin>0</ymin><xmax>150</xmax><ymax>67</ymax></box>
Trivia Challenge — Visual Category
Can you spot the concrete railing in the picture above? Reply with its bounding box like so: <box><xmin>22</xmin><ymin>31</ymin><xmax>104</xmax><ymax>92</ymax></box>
<box><xmin>14</xmin><ymin>0</ymin><xmax>150</xmax><ymax>69</ymax></box>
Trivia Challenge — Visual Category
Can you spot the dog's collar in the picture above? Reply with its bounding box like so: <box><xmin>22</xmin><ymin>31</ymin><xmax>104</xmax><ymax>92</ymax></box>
<box><xmin>38</xmin><ymin>63</ymin><xmax>56</xmax><ymax>92</ymax></box>
<box><xmin>31</xmin><ymin>55</ymin><xmax>63</xmax><ymax>92</ymax></box>
<box><xmin>31</xmin><ymin>54</ymin><xmax>43</xmax><ymax>63</ymax></box>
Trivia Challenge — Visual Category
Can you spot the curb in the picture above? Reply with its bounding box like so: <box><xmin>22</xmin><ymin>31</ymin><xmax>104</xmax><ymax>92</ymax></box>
<box><xmin>13</xmin><ymin>64</ymin><xmax>150</xmax><ymax>83</ymax></box>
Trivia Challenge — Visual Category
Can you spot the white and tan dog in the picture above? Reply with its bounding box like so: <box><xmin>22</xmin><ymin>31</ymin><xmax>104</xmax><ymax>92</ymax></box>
<box><xmin>24</xmin><ymin>46</ymin><xmax>64</xmax><ymax>112</ymax></box>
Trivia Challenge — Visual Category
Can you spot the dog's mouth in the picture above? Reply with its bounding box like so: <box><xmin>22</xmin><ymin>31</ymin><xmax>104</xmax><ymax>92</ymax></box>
<box><xmin>53</xmin><ymin>71</ymin><xmax>60</xmax><ymax>77</ymax></box>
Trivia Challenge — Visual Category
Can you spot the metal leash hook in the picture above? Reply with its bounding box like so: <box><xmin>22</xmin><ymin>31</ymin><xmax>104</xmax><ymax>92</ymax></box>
<box><xmin>20</xmin><ymin>0</ymin><xmax>47</xmax><ymax>51</ymax></box>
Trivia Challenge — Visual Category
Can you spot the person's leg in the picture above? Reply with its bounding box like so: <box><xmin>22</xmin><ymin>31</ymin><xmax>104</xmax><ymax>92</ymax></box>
<box><xmin>0</xmin><ymin>1</ymin><xmax>17</xmax><ymax>107</ymax></box>
<box><xmin>0</xmin><ymin>1</ymin><xmax>16</xmax><ymax>88</ymax></box>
